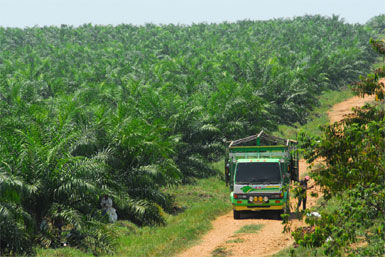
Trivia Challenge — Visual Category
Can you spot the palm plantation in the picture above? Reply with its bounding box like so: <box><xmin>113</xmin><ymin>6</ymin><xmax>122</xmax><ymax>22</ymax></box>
<box><xmin>0</xmin><ymin>15</ymin><xmax>382</xmax><ymax>255</ymax></box>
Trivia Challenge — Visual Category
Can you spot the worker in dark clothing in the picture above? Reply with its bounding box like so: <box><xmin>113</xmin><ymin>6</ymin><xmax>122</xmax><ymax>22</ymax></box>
<box><xmin>225</xmin><ymin>163</ymin><xmax>230</xmax><ymax>186</ymax></box>
<box><xmin>297</xmin><ymin>176</ymin><xmax>312</xmax><ymax>210</ymax></box>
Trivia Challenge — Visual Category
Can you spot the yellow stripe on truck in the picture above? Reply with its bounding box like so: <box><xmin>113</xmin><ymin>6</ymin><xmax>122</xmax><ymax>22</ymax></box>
<box><xmin>233</xmin><ymin>205</ymin><xmax>284</xmax><ymax>211</ymax></box>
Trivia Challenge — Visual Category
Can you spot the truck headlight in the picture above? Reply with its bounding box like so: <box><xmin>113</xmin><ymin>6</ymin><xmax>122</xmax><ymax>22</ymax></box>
<box><xmin>249</xmin><ymin>196</ymin><xmax>254</xmax><ymax>202</ymax></box>
<box><xmin>264</xmin><ymin>196</ymin><xmax>269</xmax><ymax>202</ymax></box>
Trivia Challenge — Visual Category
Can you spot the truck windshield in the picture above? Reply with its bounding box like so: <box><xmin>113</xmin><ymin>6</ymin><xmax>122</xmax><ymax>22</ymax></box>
<box><xmin>235</xmin><ymin>162</ymin><xmax>281</xmax><ymax>184</ymax></box>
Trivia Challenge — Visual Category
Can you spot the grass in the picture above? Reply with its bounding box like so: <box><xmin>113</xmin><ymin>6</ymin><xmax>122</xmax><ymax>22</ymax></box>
<box><xmin>37</xmin><ymin>166</ymin><xmax>231</xmax><ymax>257</ymax></box>
<box><xmin>211</xmin><ymin>246</ymin><xmax>232</xmax><ymax>257</ymax></box>
<box><xmin>235</xmin><ymin>224</ymin><xmax>264</xmax><ymax>234</ymax></box>
<box><xmin>36</xmin><ymin>247</ymin><xmax>92</xmax><ymax>257</ymax></box>
<box><xmin>211</xmin><ymin>224</ymin><xmax>263</xmax><ymax>257</ymax></box>
<box><xmin>274</xmin><ymin>88</ymin><xmax>353</xmax><ymax>139</ymax></box>
<box><xmin>112</xmin><ymin>176</ymin><xmax>230</xmax><ymax>257</ymax></box>
<box><xmin>225</xmin><ymin>238</ymin><xmax>244</xmax><ymax>244</ymax></box>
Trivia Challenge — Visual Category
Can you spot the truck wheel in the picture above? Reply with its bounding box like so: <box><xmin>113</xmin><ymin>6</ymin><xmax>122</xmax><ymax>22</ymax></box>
<box><xmin>276</xmin><ymin>210</ymin><xmax>284</xmax><ymax>220</ymax></box>
<box><xmin>233</xmin><ymin>210</ymin><xmax>241</xmax><ymax>220</ymax></box>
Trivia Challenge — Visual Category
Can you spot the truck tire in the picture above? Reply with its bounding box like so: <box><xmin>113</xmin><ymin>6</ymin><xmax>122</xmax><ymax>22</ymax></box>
<box><xmin>275</xmin><ymin>200</ymin><xmax>290</xmax><ymax>220</ymax></box>
<box><xmin>276</xmin><ymin>210</ymin><xmax>284</xmax><ymax>220</ymax></box>
<box><xmin>233</xmin><ymin>210</ymin><xmax>241</xmax><ymax>219</ymax></box>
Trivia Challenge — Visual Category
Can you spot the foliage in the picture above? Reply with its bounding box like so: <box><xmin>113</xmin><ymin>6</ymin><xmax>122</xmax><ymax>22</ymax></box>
<box><xmin>0</xmin><ymin>16</ymin><xmax>378</xmax><ymax>255</ymax></box>
<box><xmin>301</xmin><ymin>105</ymin><xmax>385</xmax><ymax>199</ymax></box>
<box><xmin>366</xmin><ymin>14</ymin><xmax>385</xmax><ymax>35</ymax></box>
<box><xmin>351</xmin><ymin>38</ymin><xmax>385</xmax><ymax>99</ymax></box>
<box><xmin>288</xmin><ymin>183</ymin><xmax>385</xmax><ymax>256</ymax></box>
<box><xmin>286</xmin><ymin>38</ymin><xmax>385</xmax><ymax>256</ymax></box>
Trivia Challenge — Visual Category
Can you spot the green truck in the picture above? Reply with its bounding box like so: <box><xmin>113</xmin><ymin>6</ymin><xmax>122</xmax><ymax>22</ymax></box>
<box><xmin>225</xmin><ymin>131</ymin><xmax>299</xmax><ymax>219</ymax></box>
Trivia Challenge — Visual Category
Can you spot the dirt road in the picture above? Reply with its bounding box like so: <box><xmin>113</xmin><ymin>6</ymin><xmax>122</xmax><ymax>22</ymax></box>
<box><xmin>178</xmin><ymin>94</ymin><xmax>374</xmax><ymax>257</ymax></box>
<box><xmin>328</xmin><ymin>95</ymin><xmax>374</xmax><ymax>124</ymax></box>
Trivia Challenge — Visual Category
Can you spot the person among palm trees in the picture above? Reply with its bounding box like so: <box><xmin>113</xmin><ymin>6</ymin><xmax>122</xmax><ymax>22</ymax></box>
<box><xmin>101</xmin><ymin>194</ymin><xmax>112</xmax><ymax>216</ymax></box>
<box><xmin>100</xmin><ymin>194</ymin><xmax>118</xmax><ymax>222</ymax></box>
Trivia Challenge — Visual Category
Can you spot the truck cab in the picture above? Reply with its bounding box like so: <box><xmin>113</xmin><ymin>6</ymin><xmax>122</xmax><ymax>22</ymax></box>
<box><xmin>226</xmin><ymin>131</ymin><xmax>298</xmax><ymax>219</ymax></box>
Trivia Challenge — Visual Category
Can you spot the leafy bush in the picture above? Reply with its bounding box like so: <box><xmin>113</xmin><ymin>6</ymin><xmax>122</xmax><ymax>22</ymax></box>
<box><xmin>366</xmin><ymin>14</ymin><xmax>385</xmax><ymax>35</ymax></box>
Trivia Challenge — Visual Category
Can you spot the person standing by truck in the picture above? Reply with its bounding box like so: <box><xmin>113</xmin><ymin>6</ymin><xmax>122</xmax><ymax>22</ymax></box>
<box><xmin>297</xmin><ymin>176</ymin><xmax>312</xmax><ymax>210</ymax></box>
<box><xmin>225</xmin><ymin>163</ymin><xmax>230</xmax><ymax>186</ymax></box>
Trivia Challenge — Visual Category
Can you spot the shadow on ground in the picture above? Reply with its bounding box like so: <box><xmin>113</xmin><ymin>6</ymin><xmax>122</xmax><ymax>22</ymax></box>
<box><xmin>237</xmin><ymin>211</ymin><xmax>300</xmax><ymax>221</ymax></box>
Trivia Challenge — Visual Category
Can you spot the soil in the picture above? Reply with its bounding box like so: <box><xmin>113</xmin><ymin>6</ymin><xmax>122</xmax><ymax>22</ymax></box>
<box><xmin>178</xmin><ymin>94</ymin><xmax>374</xmax><ymax>257</ymax></box>
<box><xmin>328</xmin><ymin>95</ymin><xmax>374</xmax><ymax>124</ymax></box>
